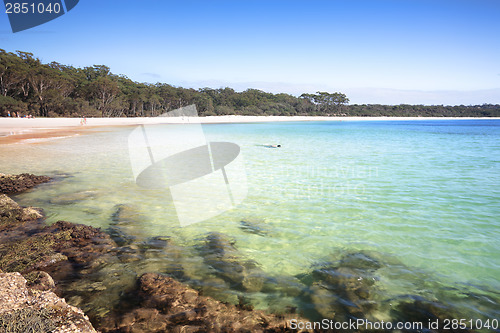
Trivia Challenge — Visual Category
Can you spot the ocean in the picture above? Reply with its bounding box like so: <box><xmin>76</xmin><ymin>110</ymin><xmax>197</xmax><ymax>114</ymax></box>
<box><xmin>2</xmin><ymin>119</ymin><xmax>499</xmax><ymax>325</ymax></box>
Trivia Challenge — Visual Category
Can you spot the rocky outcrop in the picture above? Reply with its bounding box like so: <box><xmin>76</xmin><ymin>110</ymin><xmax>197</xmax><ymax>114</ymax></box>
<box><xmin>0</xmin><ymin>173</ymin><xmax>50</xmax><ymax>194</ymax></box>
<box><xmin>0</xmin><ymin>272</ymin><xmax>97</xmax><ymax>333</ymax></box>
<box><xmin>0</xmin><ymin>193</ymin><xmax>43</xmax><ymax>227</ymax></box>
<box><xmin>99</xmin><ymin>273</ymin><xmax>299</xmax><ymax>333</ymax></box>
<box><xmin>0</xmin><ymin>218</ymin><xmax>116</xmax><ymax>279</ymax></box>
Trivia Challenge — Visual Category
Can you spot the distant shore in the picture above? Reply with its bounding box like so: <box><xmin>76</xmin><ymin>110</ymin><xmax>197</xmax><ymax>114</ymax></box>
<box><xmin>1</xmin><ymin>116</ymin><xmax>499</xmax><ymax>144</ymax></box>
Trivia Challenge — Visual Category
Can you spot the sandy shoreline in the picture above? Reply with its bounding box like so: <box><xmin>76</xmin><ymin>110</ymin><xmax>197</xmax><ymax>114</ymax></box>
<box><xmin>1</xmin><ymin>116</ymin><xmax>498</xmax><ymax>144</ymax></box>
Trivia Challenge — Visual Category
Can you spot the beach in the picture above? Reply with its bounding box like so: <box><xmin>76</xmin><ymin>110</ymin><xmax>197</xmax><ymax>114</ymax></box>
<box><xmin>1</xmin><ymin>116</ymin><xmax>499</xmax><ymax>144</ymax></box>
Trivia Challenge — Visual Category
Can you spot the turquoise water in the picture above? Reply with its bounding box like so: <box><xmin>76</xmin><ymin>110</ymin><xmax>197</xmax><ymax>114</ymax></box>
<box><xmin>2</xmin><ymin>119</ymin><xmax>499</xmax><ymax>323</ymax></box>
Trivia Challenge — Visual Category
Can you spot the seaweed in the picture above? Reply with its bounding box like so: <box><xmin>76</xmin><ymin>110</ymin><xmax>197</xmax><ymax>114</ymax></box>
<box><xmin>0</xmin><ymin>308</ymin><xmax>56</xmax><ymax>333</ymax></box>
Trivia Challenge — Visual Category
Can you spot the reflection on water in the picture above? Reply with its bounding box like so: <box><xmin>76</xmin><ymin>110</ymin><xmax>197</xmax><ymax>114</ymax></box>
<box><xmin>2</xmin><ymin>120</ymin><xmax>500</xmax><ymax>323</ymax></box>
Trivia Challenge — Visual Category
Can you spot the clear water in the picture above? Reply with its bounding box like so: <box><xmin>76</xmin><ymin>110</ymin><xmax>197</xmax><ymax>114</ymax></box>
<box><xmin>1</xmin><ymin>120</ymin><xmax>499</xmax><ymax>322</ymax></box>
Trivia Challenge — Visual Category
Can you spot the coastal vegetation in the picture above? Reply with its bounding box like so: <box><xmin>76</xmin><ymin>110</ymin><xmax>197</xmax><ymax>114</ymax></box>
<box><xmin>1</xmin><ymin>49</ymin><xmax>499</xmax><ymax>118</ymax></box>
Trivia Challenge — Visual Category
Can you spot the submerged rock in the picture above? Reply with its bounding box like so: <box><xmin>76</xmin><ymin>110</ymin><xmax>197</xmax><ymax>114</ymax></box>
<box><xmin>49</xmin><ymin>190</ymin><xmax>99</xmax><ymax>205</ymax></box>
<box><xmin>0</xmin><ymin>272</ymin><xmax>97</xmax><ymax>332</ymax></box>
<box><xmin>107</xmin><ymin>204</ymin><xmax>148</xmax><ymax>245</ymax></box>
<box><xmin>391</xmin><ymin>295</ymin><xmax>472</xmax><ymax>332</ymax></box>
<box><xmin>239</xmin><ymin>218</ymin><xmax>270</xmax><ymax>236</ymax></box>
<box><xmin>0</xmin><ymin>173</ymin><xmax>50</xmax><ymax>194</ymax></box>
<box><xmin>199</xmin><ymin>232</ymin><xmax>267</xmax><ymax>293</ymax></box>
<box><xmin>299</xmin><ymin>251</ymin><xmax>382</xmax><ymax>322</ymax></box>
<box><xmin>142</xmin><ymin>235</ymin><xmax>170</xmax><ymax>250</ymax></box>
<box><xmin>64</xmin><ymin>261</ymin><xmax>139</xmax><ymax>321</ymax></box>
<box><xmin>99</xmin><ymin>273</ymin><xmax>304</xmax><ymax>333</ymax></box>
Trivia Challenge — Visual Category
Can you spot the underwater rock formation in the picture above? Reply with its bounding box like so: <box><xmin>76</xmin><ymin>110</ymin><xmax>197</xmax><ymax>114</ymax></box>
<box><xmin>107</xmin><ymin>204</ymin><xmax>148</xmax><ymax>246</ymax></box>
<box><xmin>99</xmin><ymin>273</ymin><xmax>302</xmax><ymax>333</ymax></box>
<box><xmin>298</xmin><ymin>251</ymin><xmax>383</xmax><ymax>321</ymax></box>
<box><xmin>239</xmin><ymin>218</ymin><xmax>270</xmax><ymax>236</ymax></box>
<box><xmin>199</xmin><ymin>232</ymin><xmax>268</xmax><ymax>294</ymax></box>
<box><xmin>49</xmin><ymin>190</ymin><xmax>99</xmax><ymax>205</ymax></box>
<box><xmin>391</xmin><ymin>295</ymin><xmax>472</xmax><ymax>333</ymax></box>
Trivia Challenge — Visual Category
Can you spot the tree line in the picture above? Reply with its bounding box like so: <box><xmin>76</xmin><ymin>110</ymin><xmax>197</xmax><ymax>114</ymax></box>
<box><xmin>1</xmin><ymin>49</ymin><xmax>498</xmax><ymax>118</ymax></box>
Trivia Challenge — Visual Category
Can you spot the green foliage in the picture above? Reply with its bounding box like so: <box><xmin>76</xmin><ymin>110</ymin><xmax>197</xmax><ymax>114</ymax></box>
<box><xmin>0</xmin><ymin>95</ymin><xmax>25</xmax><ymax>116</ymax></box>
<box><xmin>0</xmin><ymin>49</ymin><xmax>499</xmax><ymax>117</ymax></box>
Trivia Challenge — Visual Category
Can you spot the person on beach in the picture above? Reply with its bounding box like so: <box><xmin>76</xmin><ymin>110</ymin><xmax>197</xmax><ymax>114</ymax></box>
<box><xmin>7</xmin><ymin>111</ymin><xmax>10</xmax><ymax>117</ymax></box>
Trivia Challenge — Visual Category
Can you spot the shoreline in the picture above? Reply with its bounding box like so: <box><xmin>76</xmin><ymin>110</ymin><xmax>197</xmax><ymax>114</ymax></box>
<box><xmin>1</xmin><ymin>116</ymin><xmax>499</xmax><ymax>144</ymax></box>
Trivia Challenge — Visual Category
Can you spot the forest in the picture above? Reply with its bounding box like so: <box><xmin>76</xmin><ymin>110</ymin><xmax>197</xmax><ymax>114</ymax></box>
<box><xmin>1</xmin><ymin>49</ymin><xmax>499</xmax><ymax>118</ymax></box>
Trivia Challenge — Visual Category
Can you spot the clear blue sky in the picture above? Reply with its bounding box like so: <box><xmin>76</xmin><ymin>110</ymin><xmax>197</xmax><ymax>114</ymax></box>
<box><xmin>1</xmin><ymin>0</ymin><xmax>499</xmax><ymax>104</ymax></box>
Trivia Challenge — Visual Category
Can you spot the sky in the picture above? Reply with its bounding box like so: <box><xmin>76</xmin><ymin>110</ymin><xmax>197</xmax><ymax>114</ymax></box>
<box><xmin>1</xmin><ymin>0</ymin><xmax>499</xmax><ymax>105</ymax></box>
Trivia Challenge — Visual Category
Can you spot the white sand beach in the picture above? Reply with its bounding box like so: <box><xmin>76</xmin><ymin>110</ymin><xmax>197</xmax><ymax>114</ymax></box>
<box><xmin>1</xmin><ymin>116</ymin><xmax>498</xmax><ymax>144</ymax></box>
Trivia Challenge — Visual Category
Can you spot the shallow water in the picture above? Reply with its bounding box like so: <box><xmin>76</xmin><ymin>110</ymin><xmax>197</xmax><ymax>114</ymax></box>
<box><xmin>2</xmin><ymin>120</ymin><xmax>499</xmax><ymax>323</ymax></box>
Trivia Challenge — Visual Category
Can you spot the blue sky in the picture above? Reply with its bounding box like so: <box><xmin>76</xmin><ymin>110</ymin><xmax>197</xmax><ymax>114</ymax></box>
<box><xmin>1</xmin><ymin>0</ymin><xmax>499</xmax><ymax>104</ymax></box>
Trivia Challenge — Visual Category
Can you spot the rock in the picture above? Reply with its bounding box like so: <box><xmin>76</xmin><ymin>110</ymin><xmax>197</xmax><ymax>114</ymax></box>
<box><xmin>20</xmin><ymin>206</ymin><xmax>44</xmax><ymax>220</ymax></box>
<box><xmin>45</xmin><ymin>220</ymin><xmax>116</xmax><ymax>263</ymax></box>
<box><xmin>309</xmin><ymin>282</ymin><xmax>339</xmax><ymax>319</ymax></box>
<box><xmin>0</xmin><ymin>193</ymin><xmax>44</xmax><ymax>227</ymax></box>
<box><xmin>337</xmin><ymin>251</ymin><xmax>383</xmax><ymax>271</ymax></box>
<box><xmin>201</xmin><ymin>232</ymin><xmax>245</xmax><ymax>286</ymax></box>
<box><xmin>141</xmin><ymin>235</ymin><xmax>169</xmax><ymax>250</ymax></box>
<box><xmin>391</xmin><ymin>296</ymin><xmax>472</xmax><ymax>332</ymax></box>
<box><xmin>204</xmin><ymin>232</ymin><xmax>238</xmax><ymax>255</ymax></box>
<box><xmin>262</xmin><ymin>275</ymin><xmax>305</xmax><ymax>298</ymax></box>
<box><xmin>0</xmin><ymin>173</ymin><xmax>50</xmax><ymax>194</ymax></box>
<box><xmin>49</xmin><ymin>190</ymin><xmax>98</xmax><ymax>205</ymax></box>
<box><xmin>0</xmin><ymin>231</ymin><xmax>64</xmax><ymax>274</ymax></box>
<box><xmin>99</xmin><ymin>273</ymin><xmax>305</xmax><ymax>333</ymax></box>
<box><xmin>0</xmin><ymin>218</ymin><xmax>115</xmax><ymax>276</ymax></box>
<box><xmin>63</xmin><ymin>260</ymin><xmax>138</xmax><ymax>322</ymax></box>
<box><xmin>239</xmin><ymin>218</ymin><xmax>270</xmax><ymax>236</ymax></box>
<box><xmin>200</xmin><ymin>232</ymin><xmax>267</xmax><ymax>293</ymax></box>
<box><xmin>242</xmin><ymin>271</ymin><xmax>266</xmax><ymax>292</ymax></box>
<box><xmin>107</xmin><ymin>204</ymin><xmax>147</xmax><ymax>245</ymax></box>
<box><xmin>0</xmin><ymin>272</ymin><xmax>97</xmax><ymax>333</ymax></box>
<box><xmin>112</xmin><ymin>204</ymin><xmax>143</xmax><ymax>224</ymax></box>
<box><xmin>300</xmin><ymin>251</ymin><xmax>382</xmax><ymax>322</ymax></box>
<box><xmin>25</xmin><ymin>270</ymin><xmax>56</xmax><ymax>292</ymax></box>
